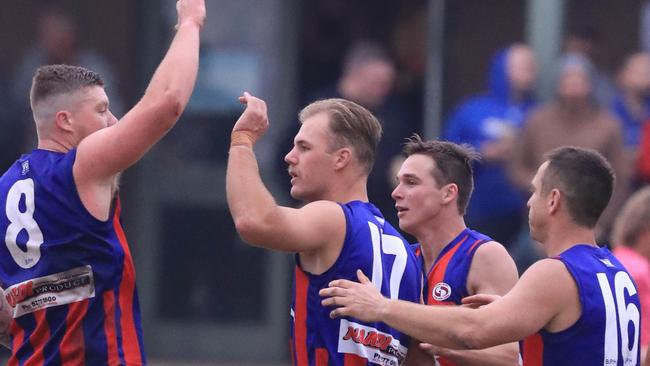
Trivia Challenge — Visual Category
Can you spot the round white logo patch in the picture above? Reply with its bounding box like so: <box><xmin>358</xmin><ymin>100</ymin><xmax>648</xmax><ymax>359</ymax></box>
<box><xmin>432</xmin><ymin>282</ymin><xmax>452</xmax><ymax>301</ymax></box>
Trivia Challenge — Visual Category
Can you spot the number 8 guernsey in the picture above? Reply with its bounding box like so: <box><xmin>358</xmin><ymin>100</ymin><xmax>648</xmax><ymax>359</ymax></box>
<box><xmin>290</xmin><ymin>201</ymin><xmax>422</xmax><ymax>366</ymax></box>
<box><xmin>0</xmin><ymin>150</ymin><xmax>145</xmax><ymax>365</ymax></box>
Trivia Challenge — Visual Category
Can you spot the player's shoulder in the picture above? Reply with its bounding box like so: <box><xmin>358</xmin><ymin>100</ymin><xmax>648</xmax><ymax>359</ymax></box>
<box><xmin>296</xmin><ymin>200</ymin><xmax>347</xmax><ymax>231</ymax></box>
<box><xmin>469</xmin><ymin>240</ymin><xmax>518</xmax><ymax>293</ymax></box>
<box><xmin>520</xmin><ymin>258</ymin><xmax>573</xmax><ymax>286</ymax></box>
<box><xmin>302</xmin><ymin>200</ymin><xmax>342</xmax><ymax>211</ymax></box>
<box><xmin>474</xmin><ymin>239</ymin><xmax>506</xmax><ymax>253</ymax></box>
<box><xmin>472</xmin><ymin>240</ymin><xmax>514</xmax><ymax>264</ymax></box>
<box><xmin>298</xmin><ymin>200</ymin><xmax>347</xmax><ymax>219</ymax></box>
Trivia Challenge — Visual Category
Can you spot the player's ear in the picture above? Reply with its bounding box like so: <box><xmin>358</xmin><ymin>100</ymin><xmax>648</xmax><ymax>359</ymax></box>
<box><xmin>548</xmin><ymin>188</ymin><xmax>561</xmax><ymax>214</ymax></box>
<box><xmin>55</xmin><ymin>111</ymin><xmax>74</xmax><ymax>133</ymax></box>
<box><xmin>333</xmin><ymin>147</ymin><xmax>352</xmax><ymax>171</ymax></box>
<box><xmin>442</xmin><ymin>183</ymin><xmax>458</xmax><ymax>205</ymax></box>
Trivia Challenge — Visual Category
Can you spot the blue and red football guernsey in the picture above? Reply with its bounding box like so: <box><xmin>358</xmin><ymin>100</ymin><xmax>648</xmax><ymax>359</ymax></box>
<box><xmin>522</xmin><ymin>245</ymin><xmax>641</xmax><ymax>366</ymax></box>
<box><xmin>413</xmin><ymin>228</ymin><xmax>490</xmax><ymax>366</ymax></box>
<box><xmin>290</xmin><ymin>201</ymin><xmax>421</xmax><ymax>366</ymax></box>
<box><xmin>0</xmin><ymin>149</ymin><xmax>145</xmax><ymax>365</ymax></box>
<box><xmin>414</xmin><ymin>228</ymin><xmax>490</xmax><ymax>307</ymax></box>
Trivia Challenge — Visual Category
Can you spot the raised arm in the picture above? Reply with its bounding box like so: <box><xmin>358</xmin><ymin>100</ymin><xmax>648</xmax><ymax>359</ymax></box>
<box><xmin>74</xmin><ymin>0</ymin><xmax>205</xmax><ymax>183</ymax></box>
<box><xmin>321</xmin><ymin>259</ymin><xmax>577</xmax><ymax>350</ymax></box>
<box><xmin>226</xmin><ymin>93</ymin><xmax>346</xmax><ymax>252</ymax></box>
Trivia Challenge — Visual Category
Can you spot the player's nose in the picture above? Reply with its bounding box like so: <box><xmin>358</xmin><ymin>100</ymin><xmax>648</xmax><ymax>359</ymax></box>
<box><xmin>391</xmin><ymin>184</ymin><xmax>402</xmax><ymax>200</ymax></box>
<box><xmin>284</xmin><ymin>147</ymin><xmax>297</xmax><ymax>165</ymax></box>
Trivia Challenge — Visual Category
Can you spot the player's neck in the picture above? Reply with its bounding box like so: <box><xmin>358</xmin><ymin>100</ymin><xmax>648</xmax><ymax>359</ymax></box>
<box><xmin>37</xmin><ymin>138</ymin><xmax>73</xmax><ymax>153</ymax></box>
<box><xmin>417</xmin><ymin>215</ymin><xmax>466</xmax><ymax>271</ymax></box>
<box><xmin>326</xmin><ymin>176</ymin><xmax>368</xmax><ymax>203</ymax></box>
<box><xmin>544</xmin><ymin>223</ymin><xmax>597</xmax><ymax>257</ymax></box>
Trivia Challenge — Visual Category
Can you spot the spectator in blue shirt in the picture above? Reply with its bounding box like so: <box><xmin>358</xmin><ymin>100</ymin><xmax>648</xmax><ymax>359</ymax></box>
<box><xmin>443</xmin><ymin>44</ymin><xmax>537</xmax><ymax>248</ymax></box>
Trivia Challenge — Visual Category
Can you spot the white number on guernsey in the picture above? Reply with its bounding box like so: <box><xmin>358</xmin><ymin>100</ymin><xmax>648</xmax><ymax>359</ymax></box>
<box><xmin>597</xmin><ymin>271</ymin><xmax>639</xmax><ymax>365</ymax></box>
<box><xmin>368</xmin><ymin>222</ymin><xmax>406</xmax><ymax>299</ymax></box>
<box><xmin>4</xmin><ymin>179</ymin><xmax>43</xmax><ymax>268</ymax></box>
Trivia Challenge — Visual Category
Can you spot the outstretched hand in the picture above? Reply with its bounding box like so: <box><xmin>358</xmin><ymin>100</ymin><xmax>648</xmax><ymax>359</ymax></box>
<box><xmin>319</xmin><ymin>269</ymin><xmax>389</xmax><ymax>322</ymax></box>
<box><xmin>231</xmin><ymin>92</ymin><xmax>269</xmax><ymax>147</ymax></box>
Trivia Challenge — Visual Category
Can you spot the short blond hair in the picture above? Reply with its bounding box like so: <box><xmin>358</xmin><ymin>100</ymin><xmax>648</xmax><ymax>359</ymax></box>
<box><xmin>299</xmin><ymin>98</ymin><xmax>382</xmax><ymax>174</ymax></box>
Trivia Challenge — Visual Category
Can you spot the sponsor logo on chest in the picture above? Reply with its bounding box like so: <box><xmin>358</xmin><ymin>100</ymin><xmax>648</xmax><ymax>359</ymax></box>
<box><xmin>4</xmin><ymin>265</ymin><xmax>95</xmax><ymax>318</ymax></box>
<box><xmin>338</xmin><ymin>319</ymin><xmax>407</xmax><ymax>366</ymax></box>
<box><xmin>432</xmin><ymin>282</ymin><xmax>452</xmax><ymax>301</ymax></box>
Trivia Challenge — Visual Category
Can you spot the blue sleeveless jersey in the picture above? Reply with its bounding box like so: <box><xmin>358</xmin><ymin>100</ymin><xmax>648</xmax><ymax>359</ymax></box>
<box><xmin>523</xmin><ymin>245</ymin><xmax>641</xmax><ymax>366</ymax></box>
<box><xmin>413</xmin><ymin>228</ymin><xmax>490</xmax><ymax>366</ymax></box>
<box><xmin>290</xmin><ymin>201</ymin><xmax>421</xmax><ymax>366</ymax></box>
<box><xmin>414</xmin><ymin>228</ymin><xmax>490</xmax><ymax>307</ymax></box>
<box><xmin>0</xmin><ymin>149</ymin><xmax>145</xmax><ymax>365</ymax></box>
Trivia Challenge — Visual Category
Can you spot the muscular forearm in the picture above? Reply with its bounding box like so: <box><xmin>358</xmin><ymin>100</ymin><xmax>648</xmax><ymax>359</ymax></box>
<box><xmin>381</xmin><ymin>299</ymin><xmax>494</xmax><ymax>350</ymax></box>
<box><xmin>226</xmin><ymin>146</ymin><xmax>281</xmax><ymax>246</ymax></box>
<box><xmin>140</xmin><ymin>22</ymin><xmax>201</xmax><ymax>120</ymax></box>
<box><xmin>436</xmin><ymin>343</ymin><xmax>520</xmax><ymax>366</ymax></box>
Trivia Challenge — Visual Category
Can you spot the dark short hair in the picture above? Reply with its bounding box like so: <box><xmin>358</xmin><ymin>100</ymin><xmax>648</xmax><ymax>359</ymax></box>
<box><xmin>299</xmin><ymin>98</ymin><xmax>382</xmax><ymax>174</ymax></box>
<box><xmin>402</xmin><ymin>134</ymin><xmax>480</xmax><ymax>215</ymax></box>
<box><xmin>541</xmin><ymin>146</ymin><xmax>614</xmax><ymax>228</ymax></box>
<box><xmin>30</xmin><ymin>64</ymin><xmax>104</xmax><ymax>108</ymax></box>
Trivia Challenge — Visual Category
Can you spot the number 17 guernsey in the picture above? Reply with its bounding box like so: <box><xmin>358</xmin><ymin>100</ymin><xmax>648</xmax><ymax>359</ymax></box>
<box><xmin>290</xmin><ymin>201</ymin><xmax>422</xmax><ymax>366</ymax></box>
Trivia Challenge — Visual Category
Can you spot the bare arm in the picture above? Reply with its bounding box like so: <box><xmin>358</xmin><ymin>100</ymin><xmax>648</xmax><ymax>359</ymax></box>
<box><xmin>321</xmin><ymin>259</ymin><xmax>577</xmax><ymax>350</ymax></box>
<box><xmin>74</xmin><ymin>0</ymin><xmax>205</xmax><ymax>183</ymax></box>
<box><xmin>226</xmin><ymin>93</ymin><xmax>345</xmax><ymax>252</ymax></box>
<box><xmin>420</xmin><ymin>343</ymin><xmax>519</xmax><ymax>366</ymax></box>
<box><xmin>421</xmin><ymin>242</ymin><xmax>520</xmax><ymax>365</ymax></box>
<box><xmin>467</xmin><ymin>241</ymin><xmax>518</xmax><ymax>295</ymax></box>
